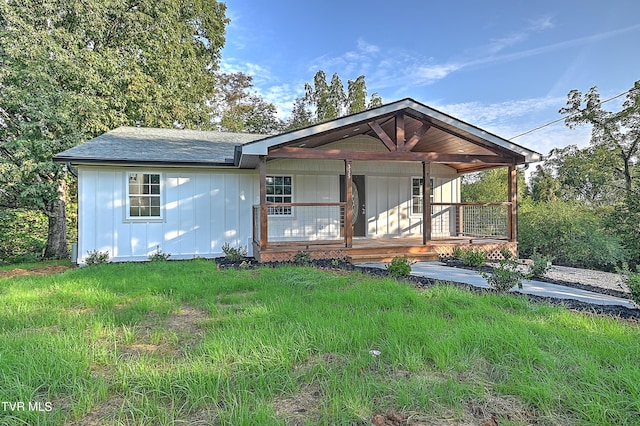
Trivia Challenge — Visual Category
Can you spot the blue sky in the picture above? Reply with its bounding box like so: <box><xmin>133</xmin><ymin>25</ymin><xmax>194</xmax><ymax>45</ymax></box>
<box><xmin>220</xmin><ymin>0</ymin><xmax>640</xmax><ymax>158</ymax></box>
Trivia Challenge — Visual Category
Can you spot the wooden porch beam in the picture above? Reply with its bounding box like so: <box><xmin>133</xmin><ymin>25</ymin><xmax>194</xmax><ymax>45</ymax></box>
<box><xmin>507</xmin><ymin>165</ymin><xmax>518</xmax><ymax>243</ymax></box>
<box><xmin>402</xmin><ymin>123</ymin><xmax>430</xmax><ymax>152</ymax></box>
<box><xmin>344</xmin><ymin>160</ymin><xmax>353</xmax><ymax>248</ymax></box>
<box><xmin>268</xmin><ymin>147</ymin><xmax>515</xmax><ymax>164</ymax></box>
<box><xmin>396</xmin><ymin>113</ymin><xmax>405</xmax><ymax>151</ymax></box>
<box><xmin>367</xmin><ymin>121</ymin><xmax>396</xmax><ymax>151</ymax></box>
<box><xmin>259</xmin><ymin>156</ymin><xmax>268</xmax><ymax>250</ymax></box>
<box><xmin>423</xmin><ymin>161</ymin><xmax>431</xmax><ymax>245</ymax></box>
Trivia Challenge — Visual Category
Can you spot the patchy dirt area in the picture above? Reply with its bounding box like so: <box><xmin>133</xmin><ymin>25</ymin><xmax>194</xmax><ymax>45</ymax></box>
<box><xmin>71</xmin><ymin>303</ymin><xmax>213</xmax><ymax>425</ymax></box>
<box><xmin>276</xmin><ymin>354</ymin><xmax>542</xmax><ymax>426</ymax></box>
<box><xmin>0</xmin><ymin>264</ymin><xmax>74</xmax><ymax>278</ymax></box>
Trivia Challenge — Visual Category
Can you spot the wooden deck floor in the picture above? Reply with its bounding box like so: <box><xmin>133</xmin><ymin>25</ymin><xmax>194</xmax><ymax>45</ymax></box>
<box><xmin>254</xmin><ymin>237</ymin><xmax>515</xmax><ymax>263</ymax></box>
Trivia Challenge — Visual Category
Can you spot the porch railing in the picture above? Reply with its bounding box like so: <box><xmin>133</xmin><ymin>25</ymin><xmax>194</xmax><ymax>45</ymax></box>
<box><xmin>254</xmin><ymin>201</ymin><xmax>512</xmax><ymax>249</ymax></box>
<box><xmin>253</xmin><ymin>203</ymin><xmax>348</xmax><ymax>247</ymax></box>
<box><xmin>432</xmin><ymin>202</ymin><xmax>511</xmax><ymax>240</ymax></box>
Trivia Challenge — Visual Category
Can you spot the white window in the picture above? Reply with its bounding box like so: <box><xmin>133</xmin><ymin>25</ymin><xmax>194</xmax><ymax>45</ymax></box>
<box><xmin>127</xmin><ymin>172</ymin><xmax>162</xmax><ymax>219</ymax></box>
<box><xmin>411</xmin><ymin>177</ymin><xmax>434</xmax><ymax>215</ymax></box>
<box><xmin>266</xmin><ymin>175</ymin><xmax>293</xmax><ymax>216</ymax></box>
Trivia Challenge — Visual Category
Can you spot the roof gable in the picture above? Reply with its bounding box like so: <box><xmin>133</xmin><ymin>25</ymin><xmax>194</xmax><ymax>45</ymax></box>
<box><xmin>239</xmin><ymin>98</ymin><xmax>541</xmax><ymax>172</ymax></box>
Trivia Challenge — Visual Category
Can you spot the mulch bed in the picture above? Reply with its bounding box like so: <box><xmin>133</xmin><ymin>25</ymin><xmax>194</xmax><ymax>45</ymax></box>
<box><xmin>217</xmin><ymin>257</ymin><xmax>640</xmax><ymax>322</ymax></box>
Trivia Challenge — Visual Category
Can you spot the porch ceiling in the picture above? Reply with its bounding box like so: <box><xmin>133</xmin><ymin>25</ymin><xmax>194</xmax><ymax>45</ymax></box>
<box><xmin>240</xmin><ymin>98</ymin><xmax>542</xmax><ymax>173</ymax></box>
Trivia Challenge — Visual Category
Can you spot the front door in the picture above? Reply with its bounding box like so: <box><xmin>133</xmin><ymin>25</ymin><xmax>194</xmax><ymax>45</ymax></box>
<box><xmin>340</xmin><ymin>175</ymin><xmax>366</xmax><ymax>237</ymax></box>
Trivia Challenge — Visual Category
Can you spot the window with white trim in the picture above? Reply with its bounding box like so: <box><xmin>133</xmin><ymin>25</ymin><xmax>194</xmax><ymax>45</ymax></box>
<box><xmin>127</xmin><ymin>172</ymin><xmax>162</xmax><ymax>218</ymax></box>
<box><xmin>266</xmin><ymin>175</ymin><xmax>293</xmax><ymax>215</ymax></box>
<box><xmin>411</xmin><ymin>177</ymin><xmax>434</xmax><ymax>215</ymax></box>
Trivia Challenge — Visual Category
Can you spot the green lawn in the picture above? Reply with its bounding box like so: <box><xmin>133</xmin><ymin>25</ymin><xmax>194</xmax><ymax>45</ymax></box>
<box><xmin>1</xmin><ymin>260</ymin><xmax>638</xmax><ymax>425</ymax></box>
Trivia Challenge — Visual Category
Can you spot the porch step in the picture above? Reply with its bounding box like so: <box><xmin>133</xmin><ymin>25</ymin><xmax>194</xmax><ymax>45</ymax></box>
<box><xmin>347</xmin><ymin>252</ymin><xmax>439</xmax><ymax>264</ymax></box>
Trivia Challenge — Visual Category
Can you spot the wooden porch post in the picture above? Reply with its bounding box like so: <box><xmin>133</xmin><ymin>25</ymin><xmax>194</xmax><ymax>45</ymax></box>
<box><xmin>259</xmin><ymin>156</ymin><xmax>268</xmax><ymax>250</ymax></box>
<box><xmin>507</xmin><ymin>164</ymin><xmax>517</xmax><ymax>242</ymax></box>
<box><xmin>344</xmin><ymin>159</ymin><xmax>353</xmax><ymax>248</ymax></box>
<box><xmin>423</xmin><ymin>161</ymin><xmax>431</xmax><ymax>245</ymax></box>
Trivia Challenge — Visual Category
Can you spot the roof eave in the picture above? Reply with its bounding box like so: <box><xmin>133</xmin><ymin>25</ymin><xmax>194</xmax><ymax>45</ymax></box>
<box><xmin>53</xmin><ymin>156</ymin><xmax>239</xmax><ymax>168</ymax></box>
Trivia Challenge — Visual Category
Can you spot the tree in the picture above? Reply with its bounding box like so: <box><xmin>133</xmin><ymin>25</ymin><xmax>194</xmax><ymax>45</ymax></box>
<box><xmin>542</xmin><ymin>144</ymin><xmax>618</xmax><ymax>207</ymax></box>
<box><xmin>528</xmin><ymin>164</ymin><xmax>559</xmax><ymax>203</ymax></box>
<box><xmin>285</xmin><ymin>98</ymin><xmax>314</xmax><ymax>131</ymax></box>
<box><xmin>212</xmin><ymin>72</ymin><xmax>284</xmax><ymax>134</ymax></box>
<box><xmin>560</xmin><ymin>80</ymin><xmax>640</xmax><ymax>195</ymax></box>
<box><xmin>461</xmin><ymin>168</ymin><xmax>527</xmax><ymax>203</ymax></box>
<box><xmin>288</xmin><ymin>71</ymin><xmax>381</xmax><ymax>130</ymax></box>
<box><xmin>0</xmin><ymin>0</ymin><xmax>229</xmax><ymax>259</ymax></box>
<box><xmin>559</xmin><ymin>81</ymin><xmax>640</xmax><ymax>263</ymax></box>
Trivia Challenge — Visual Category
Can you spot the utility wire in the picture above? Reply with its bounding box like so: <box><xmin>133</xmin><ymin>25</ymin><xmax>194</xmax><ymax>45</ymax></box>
<box><xmin>509</xmin><ymin>88</ymin><xmax>634</xmax><ymax>140</ymax></box>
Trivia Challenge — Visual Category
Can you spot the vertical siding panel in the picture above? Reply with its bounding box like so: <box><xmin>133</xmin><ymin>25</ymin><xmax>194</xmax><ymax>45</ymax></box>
<box><xmin>164</xmin><ymin>173</ymin><xmax>180</xmax><ymax>255</ymax></box>
<box><xmin>193</xmin><ymin>173</ymin><xmax>211</xmax><ymax>255</ymax></box>
<box><xmin>95</xmin><ymin>170</ymin><xmax>114</xmax><ymax>254</ymax></box>
<box><xmin>224</xmin><ymin>174</ymin><xmax>240</xmax><ymax>246</ymax></box>
<box><xmin>78</xmin><ymin>169</ymin><xmax>94</xmax><ymax>260</ymax></box>
<box><xmin>210</xmin><ymin>174</ymin><xmax>225</xmax><ymax>252</ymax></box>
<box><xmin>237</xmin><ymin>173</ymin><xmax>253</xmax><ymax>252</ymax></box>
<box><xmin>179</xmin><ymin>173</ymin><xmax>196</xmax><ymax>256</ymax></box>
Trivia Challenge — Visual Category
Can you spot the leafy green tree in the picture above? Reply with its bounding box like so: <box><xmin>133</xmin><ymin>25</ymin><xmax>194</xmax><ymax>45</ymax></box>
<box><xmin>0</xmin><ymin>0</ymin><xmax>229</xmax><ymax>259</ymax></box>
<box><xmin>557</xmin><ymin>81</ymin><xmax>640</xmax><ymax>263</ymax></box>
<box><xmin>461</xmin><ymin>168</ymin><xmax>527</xmax><ymax>203</ymax></box>
<box><xmin>285</xmin><ymin>98</ymin><xmax>314</xmax><ymax>131</ymax></box>
<box><xmin>560</xmin><ymin>80</ymin><xmax>640</xmax><ymax>195</ymax></box>
<box><xmin>529</xmin><ymin>164</ymin><xmax>560</xmax><ymax>202</ymax></box>
<box><xmin>213</xmin><ymin>72</ymin><xmax>284</xmax><ymax>134</ymax></box>
<box><xmin>290</xmin><ymin>71</ymin><xmax>381</xmax><ymax>130</ymax></box>
<box><xmin>347</xmin><ymin>76</ymin><xmax>368</xmax><ymax>115</ymax></box>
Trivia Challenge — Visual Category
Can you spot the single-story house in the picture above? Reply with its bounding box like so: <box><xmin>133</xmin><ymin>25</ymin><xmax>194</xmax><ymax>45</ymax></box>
<box><xmin>54</xmin><ymin>98</ymin><xmax>541</xmax><ymax>264</ymax></box>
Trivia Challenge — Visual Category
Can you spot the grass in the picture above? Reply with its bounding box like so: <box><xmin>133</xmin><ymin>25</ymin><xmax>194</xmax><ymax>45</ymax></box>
<box><xmin>0</xmin><ymin>260</ymin><xmax>638</xmax><ymax>425</ymax></box>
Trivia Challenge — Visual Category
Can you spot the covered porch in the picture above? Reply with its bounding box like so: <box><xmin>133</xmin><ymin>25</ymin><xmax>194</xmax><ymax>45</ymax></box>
<box><xmin>238</xmin><ymin>99</ymin><xmax>540</xmax><ymax>264</ymax></box>
<box><xmin>252</xmin><ymin>202</ymin><xmax>517</xmax><ymax>263</ymax></box>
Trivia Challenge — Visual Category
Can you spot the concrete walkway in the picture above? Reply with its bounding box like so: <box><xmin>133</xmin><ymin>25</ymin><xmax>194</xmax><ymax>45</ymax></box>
<box><xmin>360</xmin><ymin>262</ymin><xmax>637</xmax><ymax>309</ymax></box>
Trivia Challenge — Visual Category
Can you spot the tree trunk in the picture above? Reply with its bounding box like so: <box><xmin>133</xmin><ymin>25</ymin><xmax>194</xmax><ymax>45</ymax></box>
<box><xmin>43</xmin><ymin>198</ymin><xmax>68</xmax><ymax>259</ymax></box>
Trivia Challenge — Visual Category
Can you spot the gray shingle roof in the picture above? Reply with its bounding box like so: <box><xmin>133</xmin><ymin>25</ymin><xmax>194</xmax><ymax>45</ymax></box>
<box><xmin>54</xmin><ymin>126</ymin><xmax>267</xmax><ymax>166</ymax></box>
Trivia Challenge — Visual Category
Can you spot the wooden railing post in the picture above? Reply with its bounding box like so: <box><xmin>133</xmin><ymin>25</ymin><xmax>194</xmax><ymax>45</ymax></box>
<box><xmin>507</xmin><ymin>165</ymin><xmax>517</xmax><ymax>242</ymax></box>
<box><xmin>259</xmin><ymin>156</ymin><xmax>268</xmax><ymax>250</ymax></box>
<box><xmin>344</xmin><ymin>160</ymin><xmax>353</xmax><ymax>248</ymax></box>
<box><xmin>423</xmin><ymin>161</ymin><xmax>431</xmax><ymax>245</ymax></box>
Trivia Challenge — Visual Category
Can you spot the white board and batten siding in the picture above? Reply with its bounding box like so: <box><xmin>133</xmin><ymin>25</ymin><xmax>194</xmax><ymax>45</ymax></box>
<box><xmin>77</xmin><ymin>166</ymin><xmax>256</xmax><ymax>264</ymax></box>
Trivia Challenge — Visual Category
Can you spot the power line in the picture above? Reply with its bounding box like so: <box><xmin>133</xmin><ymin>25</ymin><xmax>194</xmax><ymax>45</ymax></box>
<box><xmin>509</xmin><ymin>88</ymin><xmax>634</xmax><ymax>140</ymax></box>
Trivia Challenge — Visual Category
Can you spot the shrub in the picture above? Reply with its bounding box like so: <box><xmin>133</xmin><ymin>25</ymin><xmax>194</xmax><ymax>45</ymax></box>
<box><xmin>148</xmin><ymin>246</ymin><xmax>170</xmax><ymax>262</ymax></box>
<box><xmin>85</xmin><ymin>250</ymin><xmax>110</xmax><ymax>265</ymax></box>
<box><xmin>530</xmin><ymin>250</ymin><xmax>552</xmax><ymax>278</ymax></box>
<box><xmin>221</xmin><ymin>242</ymin><xmax>247</xmax><ymax>262</ymax></box>
<box><xmin>519</xmin><ymin>200</ymin><xmax>627</xmax><ymax>271</ymax></box>
<box><xmin>618</xmin><ymin>263</ymin><xmax>640</xmax><ymax>307</ymax></box>
<box><xmin>386</xmin><ymin>255</ymin><xmax>413</xmax><ymax>278</ymax></box>
<box><xmin>452</xmin><ymin>246</ymin><xmax>464</xmax><ymax>260</ymax></box>
<box><xmin>292</xmin><ymin>251</ymin><xmax>311</xmax><ymax>266</ymax></box>
<box><xmin>460</xmin><ymin>248</ymin><xmax>486</xmax><ymax>267</ymax></box>
<box><xmin>483</xmin><ymin>257</ymin><xmax>528</xmax><ymax>292</ymax></box>
<box><xmin>500</xmin><ymin>246</ymin><xmax>513</xmax><ymax>260</ymax></box>
<box><xmin>0</xmin><ymin>209</ymin><xmax>47</xmax><ymax>263</ymax></box>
